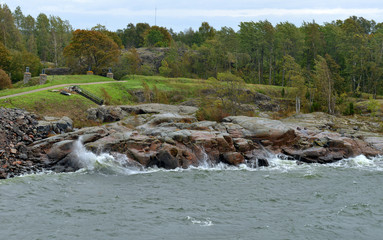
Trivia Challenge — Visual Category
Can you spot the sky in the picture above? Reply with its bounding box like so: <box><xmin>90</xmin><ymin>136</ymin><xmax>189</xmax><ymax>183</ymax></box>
<box><xmin>3</xmin><ymin>0</ymin><xmax>383</xmax><ymax>32</ymax></box>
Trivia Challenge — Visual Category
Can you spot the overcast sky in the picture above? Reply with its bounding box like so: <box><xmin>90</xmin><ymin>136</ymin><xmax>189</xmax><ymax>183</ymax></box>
<box><xmin>3</xmin><ymin>0</ymin><xmax>383</xmax><ymax>32</ymax></box>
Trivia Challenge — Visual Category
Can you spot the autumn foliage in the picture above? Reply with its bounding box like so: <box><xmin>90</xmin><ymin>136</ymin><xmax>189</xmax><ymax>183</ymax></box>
<box><xmin>64</xmin><ymin>29</ymin><xmax>120</xmax><ymax>74</ymax></box>
<box><xmin>0</xmin><ymin>69</ymin><xmax>12</xmax><ymax>90</ymax></box>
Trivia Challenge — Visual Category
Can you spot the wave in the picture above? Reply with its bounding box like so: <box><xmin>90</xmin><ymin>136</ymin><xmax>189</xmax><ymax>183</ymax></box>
<box><xmin>69</xmin><ymin>138</ymin><xmax>383</xmax><ymax>176</ymax></box>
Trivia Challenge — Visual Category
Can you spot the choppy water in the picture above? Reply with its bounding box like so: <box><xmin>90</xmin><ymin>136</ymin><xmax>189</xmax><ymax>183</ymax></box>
<box><xmin>1</xmin><ymin>141</ymin><xmax>383</xmax><ymax>240</ymax></box>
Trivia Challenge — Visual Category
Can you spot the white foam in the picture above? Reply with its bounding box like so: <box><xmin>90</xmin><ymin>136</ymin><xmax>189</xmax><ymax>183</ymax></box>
<box><xmin>72</xmin><ymin>137</ymin><xmax>143</xmax><ymax>175</ymax></box>
<box><xmin>70</xmin><ymin>137</ymin><xmax>383</xmax><ymax>175</ymax></box>
<box><xmin>186</xmin><ymin>216</ymin><xmax>213</xmax><ymax>227</ymax></box>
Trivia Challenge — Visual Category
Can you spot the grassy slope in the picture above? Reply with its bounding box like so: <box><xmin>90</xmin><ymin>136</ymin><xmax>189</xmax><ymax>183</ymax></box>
<box><xmin>0</xmin><ymin>75</ymin><xmax>114</xmax><ymax>97</ymax></box>
<box><xmin>0</xmin><ymin>74</ymin><xmax>293</xmax><ymax>127</ymax></box>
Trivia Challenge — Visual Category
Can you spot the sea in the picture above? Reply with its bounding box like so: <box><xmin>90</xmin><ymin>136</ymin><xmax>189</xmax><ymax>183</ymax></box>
<box><xmin>1</xmin><ymin>140</ymin><xmax>383</xmax><ymax>240</ymax></box>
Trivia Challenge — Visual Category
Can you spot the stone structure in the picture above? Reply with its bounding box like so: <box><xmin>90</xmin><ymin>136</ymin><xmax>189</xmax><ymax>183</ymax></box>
<box><xmin>23</xmin><ymin>67</ymin><xmax>31</xmax><ymax>84</ymax></box>
<box><xmin>107</xmin><ymin>68</ymin><xmax>113</xmax><ymax>79</ymax></box>
<box><xmin>39</xmin><ymin>69</ymin><xmax>47</xmax><ymax>85</ymax></box>
<box><xmin>39</xmin><ymin>74</ymin><xmax>47</xmax><ymax>85</ymax></box>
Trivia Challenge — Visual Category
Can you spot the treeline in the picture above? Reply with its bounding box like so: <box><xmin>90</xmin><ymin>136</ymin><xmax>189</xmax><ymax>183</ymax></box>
<box><xmin>1</xmin><ymin>4</ymin><xmax>383</xmax><ymax>110</ymax></box>
<box><xmin>115</xmin><ymin>17</ymin><xmax>383</xmax><ymax>99</ymax></box>
<box><xmin>0</xmin><ymin>4</ymin><xmax>72</xmax><ymax>82</ymax></box>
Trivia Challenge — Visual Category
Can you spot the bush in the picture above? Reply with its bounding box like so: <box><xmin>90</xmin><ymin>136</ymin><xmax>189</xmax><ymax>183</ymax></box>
<box><xmin>343</xmin><ymin>102</ymin><xmax>354</xmax><ymax>115</ymax></box>
<box><xmin>196</xmin><ymin>102</ymin><xmax>229</xmax><ymax>122</ymax></box>
<box><xmin>0</xmin><ymin>69</ymin><xmax>12</xmax><ymax>90</ymax></box>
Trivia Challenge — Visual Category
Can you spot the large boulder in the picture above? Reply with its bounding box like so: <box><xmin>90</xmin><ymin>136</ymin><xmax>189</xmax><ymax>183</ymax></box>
<box><xmin>223</xmin><ymin>116</ymin><xmax>298</xmax><ymax>147</ymax></box>
<box><xmin>120</xmin><ymin>104</ymin><xmax>198</xmax><ymax>116</ymax></box>
<box><xmin>87</xmin><ymin>106</ymin><xmax>125</xmax><ymax>122</ymax></box>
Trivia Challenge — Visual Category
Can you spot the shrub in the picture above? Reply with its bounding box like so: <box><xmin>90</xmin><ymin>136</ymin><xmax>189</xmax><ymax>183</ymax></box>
<box><xmin>0</xmin><ymin>69</ymin><xmax>12</xmax><ymax>90</ymax></box>
<box><xmin>101</xmin><ymin>88</ymin><xmax>112</xmax><ymax>105</ymax></box>
<box><xmin>343</xmin><ymin>102</ymin><xmax>354</xmax><ymax>115</ymax></box>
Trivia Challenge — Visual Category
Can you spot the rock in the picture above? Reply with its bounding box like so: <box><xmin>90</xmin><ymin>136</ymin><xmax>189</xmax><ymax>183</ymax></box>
<box><xmin>87</xmin><ymin>106</ymin><xmax>124</xmax><ymax>122</ymax></box>
<box><xmin>147</xmin><ymin>150</ymin><xmax>179</xmax><ymax>169</ymax></box>
<box><xmin>223</xmin><ymin>116</ymin><xmax>298</xmax><ymax>148</ymax></box>
<box><xmin>47</xmin><ymin>140</ymin><xmax>75</xmax><ymax>162</ymax></box>
<box><xmin>220</xmin><ymin>152</ymin><xmax>245</xmax><ymax>166</ymax></box>
<box><xmin>257</xmin><ymin>158</ymin><xmax>269</xmax><ymax>167</ymax></box>
<box><xmin>120</xmin><ymin>103</ymin><xmax>198</xmax><ymax>116</ymax></box>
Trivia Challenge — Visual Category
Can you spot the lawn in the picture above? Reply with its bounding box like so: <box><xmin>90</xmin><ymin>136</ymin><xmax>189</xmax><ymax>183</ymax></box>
<box><xmin>0</xmin><ymin>75</ymin><xmax>115</xmax><ymax>97</ymax></box>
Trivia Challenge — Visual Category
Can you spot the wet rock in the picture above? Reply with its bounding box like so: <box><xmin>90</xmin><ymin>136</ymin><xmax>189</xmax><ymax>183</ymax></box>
<box><xmin>257</xmin><ymin>158</ymin><xmax>269</xmax><ymax>167</ymax></box>
<box><xmin>148</xmin><ymin>150</ymin><xmax>179</xmax><ymax>169</ymax></box>
<box><xmin>47</xmin><ymin>140</ymin><xmax>75</xmax><ymax>162</ymax></box>
<box><xmin>220</xmin><ymin>152</ymin><xmax>245</xmax><ymax>166</ymax></box>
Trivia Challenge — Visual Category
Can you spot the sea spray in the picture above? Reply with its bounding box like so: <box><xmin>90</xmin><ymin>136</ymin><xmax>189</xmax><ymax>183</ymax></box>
<box><xmin>70</xmin><ymin>137</ymin><xmax>383</xmax><ymax>175</ymax></box>
<box><xmin>72</xmin><ymin>137</ymin><xmax>142</xmax><ymax>175</ymax></box>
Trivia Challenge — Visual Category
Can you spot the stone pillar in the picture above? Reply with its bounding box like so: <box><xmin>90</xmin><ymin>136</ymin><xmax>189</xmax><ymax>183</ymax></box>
<box><xmin>107</xmin><ymin>72</ymin><xmax>114</xmax><ymax>79</ymax></box>
<box><xmin>87</xmin><ymin>71</ymin><xmax>94</xmax><ymax>75</ymax></box>
<box><xmin>23</xmin><ymin>72</ymin><xmax>31</xmax><ymax>84</ymax></box>
<box><xmin>39</xmin><ymin>74</ymin><xmax>47</xmax><ymax>85</ymax></box>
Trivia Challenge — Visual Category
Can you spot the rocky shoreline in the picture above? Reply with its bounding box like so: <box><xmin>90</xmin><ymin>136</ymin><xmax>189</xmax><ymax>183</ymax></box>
<box><xmin>1</xmin><ymin>104</ymin><xmax>382</xmax><ymax>179</ymax></box>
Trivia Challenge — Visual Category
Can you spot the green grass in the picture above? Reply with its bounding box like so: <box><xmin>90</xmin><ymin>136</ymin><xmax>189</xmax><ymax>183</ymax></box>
<box><xmin>0</xmin><ymin>75</ymin><xmax>115</xmax><ymax>97</ymax></box>
<box><xmin>0</xmin><ymin>74</ymin><xmax>302</xmax><ymax>127</ymax></box>
<box><xmin>0</xmin><ymin>90</ymin><xmax>97</xmax><ymax>122</ymax></box>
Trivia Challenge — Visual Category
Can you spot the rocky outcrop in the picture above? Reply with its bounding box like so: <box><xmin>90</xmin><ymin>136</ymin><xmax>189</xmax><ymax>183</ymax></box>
<box><xmin>87</xmin><ymin>104</ymin><xmax>198</xmax><ymax>123</ymax></box>
<box><xmin>1</xmin><ymin>106</ymin><xmax>383</xmax><ymax>178</ymax></box>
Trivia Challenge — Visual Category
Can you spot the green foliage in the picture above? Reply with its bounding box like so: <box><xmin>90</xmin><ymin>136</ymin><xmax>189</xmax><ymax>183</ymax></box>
<box><xmin>159</xmin><ymin>60</ymin><xmax>172</xmax><ymax>77</ymax></box>
<box><xmin>212</xmin><ymin>72</ymin><xmax>247</xmax><ymax>115</ymax></box>
<box><xmin>0</xmin><ymin>4</ymin><xmax>23</xmax><ymax>50</ymax></box>
<box><xmin>117</xmin><ymin>23</ymin><xmax>150</xmax><ymax>48</ymax></box>
<box><xmin>343</xmin><ymin>102</ymin><xmax>355</xmax><ymax>115</ymax></box>
<box><xmin>113</xmin><ymin>48</ymin><xmax>142</xmax><ymax>80</ymax></box>
<box><xmin>9</xmin><ymin>50</ymin><xmax>42</xmax><ymax>82</ymax></box>
<box><xmin>0</xmin><ymin>42</ymin><xmax>11</xmax><ymax>71</ymax></box>
<box><xmin>313</xmin><ymin>55</ymin><xmax>336</xmax><ymax>114</ymax></box>
<box><xmin>367</xmin><ymin>97</ymin><xmax>380</xmax><ymax>117</ymax></box>
<box><xmin>143</xmin><ymin>26</ymin><xmax>172</xmax><ymax>47</ymax></box>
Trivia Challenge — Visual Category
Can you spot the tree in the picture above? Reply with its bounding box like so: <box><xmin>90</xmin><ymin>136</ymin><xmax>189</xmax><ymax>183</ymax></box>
<box><xmin>9</xmin><ymin>50</ymin><xmax>42</xmax><ymax>82</ymax></box>
<box><xmin>23</xmin><ymin>15</ymin><xmax>37</xmax><ymax>55</ymax></box>
<box><xmin>35</xmin><ymin>13</ymin><xmax>50</xmax><ymax>61</ymax></box>
<box><xmin>126</xmin><ymin>48</ymin><xmax>142</xmax><ymax>76</ymax></box>
<box><xmin>314</xmin><ymin>55</ymin><xmax>336</xmax><ymax>114</ymax></box>
<box><xmin>282</xmin><ymin>55</ymin><xmax>306</xmax><ymax>113</ymax></box>
<box><xmin>214</xmin><ymin>72</ymin><xmax>247</xmax><ymax>115</ymax></box>
<box><xmin>92</xmin><ymin>24</ymin><xmax>123</xmax><ymax>48</ymax></box>
<box><xmin>198</xmin><ymin>22</ymin><xmax>216</xmax><ymax>43</ymax></box>
<box><xmin>159</xmin><ymin>60</ymin><xmax>172</xmax><ymax>77</ymax></box>
<box><xmin>12</xmin><ymin>6</ymin><xmax>24</xmax><ymax>30</ymax></box>
<box><xmin>0</xmin><ymin>4</ymin><xmax>23</xmax><ymax>50</ymax></box>
<box><xmin>301</xmin><ymin>21</ymin><xmax>324</xmax><ymax>70</ymax></box>
<box><xmin>49</xmin><ymin>16</ymin><xmax>73</xmax><ymax>66</ymax></box>
<box><xmin>0</xmin><ymin>42</ymin><xmax>11</xmax><ymax>71</ymax></box>
<box><xmin>64</xmin><ymin>29</ymin><xmax>120</xmax><ymax>74</ymax></box>
<box><xmin>143</xmin><ymin>26</ymin><xmax>172</xmax><ymax>47</ymax></box>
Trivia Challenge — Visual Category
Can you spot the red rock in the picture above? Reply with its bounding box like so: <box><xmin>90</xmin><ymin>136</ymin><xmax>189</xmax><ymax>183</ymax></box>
<box><xmin>220</xmin><ymin>152</ymin><xmax>245</xmax><ymax>166</ymax></box>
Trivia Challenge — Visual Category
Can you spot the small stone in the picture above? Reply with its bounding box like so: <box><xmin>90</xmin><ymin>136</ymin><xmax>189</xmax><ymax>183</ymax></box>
<box><xmin>10</xmin><ymin>148</ymin><xmax>17</xmax><ymax>154</ymax></box>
